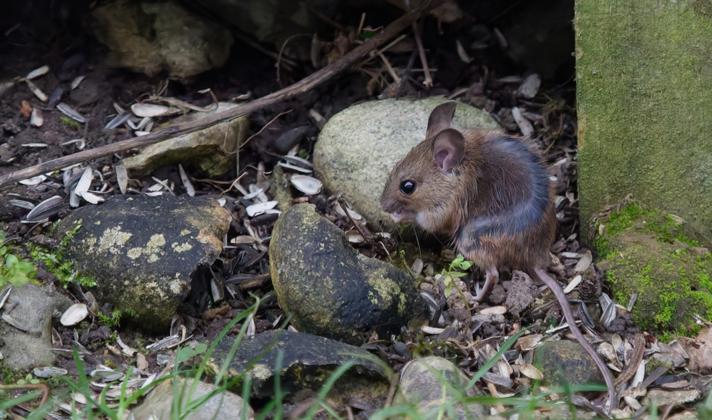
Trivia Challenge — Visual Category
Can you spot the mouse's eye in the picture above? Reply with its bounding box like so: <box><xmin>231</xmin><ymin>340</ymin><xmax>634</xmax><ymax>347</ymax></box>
<box><xmin>399</xmin><ymin>180</ymin><xmax>416</xmax><ymax>195</ymax></box>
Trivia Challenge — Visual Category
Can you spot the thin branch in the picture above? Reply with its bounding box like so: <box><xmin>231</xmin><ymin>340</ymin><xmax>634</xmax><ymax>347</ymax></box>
<box><xmin>412</xmin><ymin>21</ymin><xmax>433</xmax><ymax>88</ymax></box>
<box><xmin>0</xmin><ymin>1</ymin><xmax>441</xmax><ymax>189</ymax></box>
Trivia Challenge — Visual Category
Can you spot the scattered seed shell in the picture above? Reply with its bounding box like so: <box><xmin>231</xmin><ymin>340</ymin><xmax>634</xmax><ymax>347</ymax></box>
<box><xmin>25</xmin><ymin>79</ymin><xmax>47</xmax><ymax>102</ymax></box>
<box><xmin>512</xmin><ymin>107</ymin><xmax>534</xmax><ymax>138</ymax></box>
<box><xmin>347</xmin><ymin>233</ymin><xmax>364</xmax><ymax>243</ymax></box>
<box><xmin>33</xmin><ymin>366</ymin><xmax>68</xmax><ymax>378</ymax></box>
<box><xmin>25</xmin><ymin>65</ymin><xmax>49</xmax><ymax>80</ymax></box>
<box><xmin>25</xmin><ymin>195</ymin><xmax>63</xmax><ymax>222</ymax></box>
<box><xmin>19</xmin><ymin>174</ymin><xmax>46</xmax><ymax>186</ymax></box>
<box><xmin>57</xmin><ymin>102</ymin><xmax>86</xmax><ymax>123</ymax></box>
<box><xmin>246</xmin><ymin>200</ymin><xmax>278</xmax><ymax>217</ymax></box>
<box><xmin>480</xmin><ymin>305</ymin><xmax>507</xmax><ymax>315</ymax></box>
<box><xmin>30</xmin><ymin>108</ymin><xmax>43</xmax><ymax>127</ymax></box>
<box><xmin>518</xmin><ymin>73</ymin><xmax>541</xmax><ymax>98</ymax></box>
<box><xmin>290</xmin><ymin>174</ymin><xmax>322</xmax><ymax>195</ymax></box>
<box><xmin>105</xmin><ymin>112</ymin><xmax>131</xmax><ymax>130</ymax></box>
<box><xmin>277</xmin><ymin>161</ymin><xmax>313</xmax><ymax>174</ymax></box>
<box><xmin>130</xmin><ymin>103</ymin><xmax>180</xmax><ymax>118</ymax></box>
<box><xmin>60</xmin><ymin>303</ymin><xmax>89</xmax><ymax>326</ymax></box>
<box><xmin>519</xmin><ymin>363</ymin><xmax>544</xmax><ymax>380</ymax></box>
<box><xmin>563</xmin><ymin>275</ymin><xmax>583</xmax><ymax>294</ymax></box>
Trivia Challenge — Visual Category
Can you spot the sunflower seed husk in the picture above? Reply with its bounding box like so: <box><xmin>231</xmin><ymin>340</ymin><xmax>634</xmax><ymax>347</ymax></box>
<box><xmin>563</xmin><ymin>275</ymin><xmax>583</xmax><ymax>294</ymax></box>
<box><xmin>80</xmin><ymin>191</ymin><xmax>105</xmax><ymax>205</ymax></box>
<box><xmin>70</xmin><ymin>75</ymin><xmax>86</xmax><ymax>90</ymax></box>
<box><xmin>246</xmin><ymin>201</ymin><xmax>278</xmax><ymax>217</ymax></box>
<box><xmin>25</xmin><ymin>195</ymin><xmax>63</xmax><ymax>222</ymax></box>
<box><xmin>519</xmin><ymin>363</ymin><xmax>544</xmax><ymax>380</ymax></box>
<box><xmin>290</xmin><ymin>174</ymin><xmax>322</xmax><ymax>195</ymax></box>
<box><xmin>19</xmin><ymin>175</ymin><xmax>47</xmax><ymax>186</ymax></box>
<box><xmin>25</xmin><ymin>79</ymin><xmax>47</xmax><ymax>102</ymax></box>
<box><xmin>9</xmin><ymin>199</ymin><xmax>35</xmax><ymax>210</ymax></box>
<box><xmin>25</xmin><ymin>65</ymin><xmax>49</xmax><ymax>80</ymax></box>
<box><xmin>57</xmin><ymin>102</ymin><xmax>86</xmax><ymax>123</ymax></box>
<box><xmin>74</xmin><ymin>167</ymin><xmax>93</xmax><ymax>196</ymax></box>
<box><xmin>115</xmin><ymin>163</ymin><xmax>128</xmax><ymax>194</ymax></box>
<box><xmin>178</xmin><ymin>164</ymin><xmax>195</xmax><ymax>197</ymax></box>
<box><xmin>61</xmin><ymin>138</ymin><xmax>86</xmax><ymax>150</ymax></box>
<box><xmin>277</xmin><ymin>161</ymin><xmax>313</xmax><ymax>174</ymax></box>
<box><xmin>518</xmin><ymin>73</ymin><xmax>541</xmax><ymax>99</ymax></box>
<box><xmin>60</xmin><ymin>303</ymin><xmax>89</xmax><ymax>326</ymax></box>
<box><xmin>456</xmin><ymin>39</ymin><xmax>473</xmax><ymax>63</ymax></box>
<box><xmin>20</xmin><ymin>143</ymin><xmax>48</xmax><ymax>148</ymax></box>
<box><xmin>105</xmin><ymin>112</ymin><xmax>130</xmax><ymax>130</ymax></box>
<box><xmin>130</xmin><ymin>103</ymin><xmax>180</xmax><ymax>118</ymax></box>
<box><xmin>512</xmin><ymin>107</ymin><xmax>534</xmax><ymax>138</ymax></box>
<box><xmin>33</xmin><ymin>366</ymin><xmax>68</xmax><ymax>378</ymax></box>
<box><xmin>30</xmin><ymin>108</ymin><xmax>43</xmax><ymax>127</ymax></box>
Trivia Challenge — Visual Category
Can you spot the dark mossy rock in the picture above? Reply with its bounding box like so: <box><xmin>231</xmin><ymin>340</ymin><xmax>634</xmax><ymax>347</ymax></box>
<box><xmin>269</xmin><ymin>204</ymin><xmax>425</xmax><ymax>343</ymax></box>
<box><xmin>595</xmin><ymin>203</ymin><xmax>712</xmax><ymax>337</ymax></box>
<box><xmin>58</xmin><ymin>195</ymin><xmax>231</xmax><ymax>331</ymax></box>
<box><xmin>395</xmin><ymin>356</ymin><xmax>485</xmax><ymax>419</ymax></box>
<box><xmin>209</xmin><ymin>330</ymin><xmax>388</xmax><ymax>399</ymax></box>
<box><xmin>534</xmin><ymin>341</ymin><xmax>603</xmax><ymax>387</ymax></box>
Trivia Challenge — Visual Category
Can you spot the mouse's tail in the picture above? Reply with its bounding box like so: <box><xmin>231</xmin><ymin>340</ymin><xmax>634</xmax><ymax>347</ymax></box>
<box><xmin>534</xmin><ymin>267</ymin><xmax>618</xmax><ymax>414</ymax></box>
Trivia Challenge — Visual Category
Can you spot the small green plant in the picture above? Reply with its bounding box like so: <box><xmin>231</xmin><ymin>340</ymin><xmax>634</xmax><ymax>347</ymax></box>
<box><xmin>97</xmin><ymin>309</ymin><xmax>123</xmax><ymax>328</ymax></box>
<box><xmin>59</xmin><ymin>115</ymin><xmax>82</xmax><ymax>130</ymax></box>
<box><xmin>439</xmin><ymin>254</ymin><xmax>473</xmax><ymax>296</ymax></box>
<box><xmin>30</xmin><ymin>222</ymin><xmax>96</xmax><ymax>288</ymax></box>
<box><xmin>0</xmin><ymin>231</ymin><xmax>37</xmax><ymax>287</ymax></box>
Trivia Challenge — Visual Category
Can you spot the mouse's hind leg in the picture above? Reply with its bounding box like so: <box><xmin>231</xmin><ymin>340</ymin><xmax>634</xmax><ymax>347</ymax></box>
<box><xmin>474</xmin><ymin>266</ymin><xmax>498</xmax><ymax>302</ymax></box>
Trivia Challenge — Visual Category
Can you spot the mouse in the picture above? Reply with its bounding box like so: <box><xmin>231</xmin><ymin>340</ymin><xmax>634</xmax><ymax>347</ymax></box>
<box><xmin>380</xmin><ymin>101</ymin><xmax>617</xmax><ymax>411</ymax></box>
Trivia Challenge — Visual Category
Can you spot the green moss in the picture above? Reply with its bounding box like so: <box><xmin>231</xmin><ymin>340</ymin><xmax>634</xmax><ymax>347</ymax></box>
<box><xmin>0</xmin><ymin>231</ymin><xmax>37</xmax><ymax>288</ymax></box>
<box><xmin>595</xmin><ymin>203</ymin><xmax>712</xmax><ymax>337</ymax></box>
<box><xmin>576</xmin><ymin>1</ymin><xmax>712</xmax><ymax>244</ymax></box>
<box><xmin>59</xmin><ymin>115</ymin><xmax>82</xmax><ymax>130</ymax></box>
<box><xmin>30</xmin><ymin>221</ymin><xmax>96</xmax><ymax>288</ymax></box>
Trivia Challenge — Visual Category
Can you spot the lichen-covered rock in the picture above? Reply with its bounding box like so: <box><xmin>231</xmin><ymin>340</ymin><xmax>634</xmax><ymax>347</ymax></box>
<box><xmin>313</xmin><ymin>97</ymin><xmax>499</xmax><ymax>228</ymax></box>
<box><xmin>534</xmin><ymin>341</ymin><xmax>603</xmax><ymax>387</ymax></box>
<box><xmin>576</xmin><ymin>1</ymin><xmax>712</xmax><ymax>244</ymax></box>
<box><xmin>0</xmin><ymin>285</ymin><xmax>71</xmax><ymax>371</ymax></box>
<box><xmin>269</xmin><ymin>204</ymin><xmax>425</xmax><ymax>343</ymax></box>
<box><xmin>131</xmin><ymin>378</ymin><xmax>253</xmax><ymax>420</ymax></box>
<box><xmin>595</xmin><ymin>203</ymin><xmax>712</xmax><ymax>337</ymax></box>
<box><xmin>92</xmin><ymin>1</ymin><xmax>233</xmax><ymax>79</ymax></box>
<box><xmin>395</xmin><ymin>356</ymin><xmax>485</xmax><ymax>419</ymax></box>
<box><xmin>123</xmin><ymin>103</ymin><xmax>248</xmax><ymax>177</ymax></box>
<box><xmin>58</xmin><ymin>195</ymin><xmax>231</xmax><ymax>331</ymax></box>
<box><xmin>210</xmin><ymin>330</ymin><xmax>387</xmax><ymax>399</ymax></box>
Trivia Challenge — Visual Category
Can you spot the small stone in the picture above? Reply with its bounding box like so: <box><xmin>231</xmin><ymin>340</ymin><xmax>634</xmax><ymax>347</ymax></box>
<box><xmin>0</xmin><ymin>285</ymin><xmax>71</xmax><ymax>371</ymax></box>
<box><xmin>395</xmin><ymin>356</ymin><xmax>485</xmax><ymax>419</ymax></box>
<box><xmin>130</xmin><ymin>378</ymin><xmax>253</xmax><ymax>420</ymax></box>
<box><xmin>534</xmin><ymin>340</ymin><xmax>603</xmax><ymax>387</ymax></box>
<box><xmin>269</xmin><ymin>204</ymin><xmax>424</xmax><ymax>343</ymax></box>
<box><xmin>644</xmin><ymin>389</ymin><xmax>701</xmax><ymax>408</ymax></box>
<box><xmin>122</xmin><ymin>103</ymin><xmax>248</xmax><ymax>178</ymax></box>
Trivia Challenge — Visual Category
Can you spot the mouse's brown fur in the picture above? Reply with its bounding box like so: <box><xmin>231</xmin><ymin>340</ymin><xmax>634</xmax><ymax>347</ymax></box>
<box><xmin>380</xmin><ymin>102</ymin><xmax>617</xmax><ymax>411</ymax></box>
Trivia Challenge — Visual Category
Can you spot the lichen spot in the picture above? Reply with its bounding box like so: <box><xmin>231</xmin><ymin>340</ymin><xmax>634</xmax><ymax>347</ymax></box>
<box><xmin>144</xmin><ymin>234</ymin><xmax>167</xmax><ymax>263</ymax></box>
<box><xmin>251</xmin><ymin>364</ymin><xmax>272</xmax><ymax>380</ymax></box>
<box><xmin>171</xmin><ymin>242</ymin><xmax>193</xmax><ymax>253</ymax></box>
<box><xmin>180</xmin><ymin>229</ymin><xmax>191</xmax><ymax>236</ymax></box>
<box><xmin>97</xmin><ymin>226</ymin><xmax>133</xmax><ymax>254</ymax></box>
<box><xmin>367</xmin><ymin>271</ymin><xmax>401</xmax><ymax>309</ymax></box>
<box><xmin>169</xmin><ymin>278</ymin><xmax>187</xmax><ymax>294</ymax></box>
<box><xmin>127</xmin><ymin>248</ymin><xmax>143</xmax><ymax>259</ymax></box>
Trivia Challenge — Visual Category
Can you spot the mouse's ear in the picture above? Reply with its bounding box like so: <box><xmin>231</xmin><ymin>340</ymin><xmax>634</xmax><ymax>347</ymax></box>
<box><xmin>426</xmin><ymin>102</ymin><xmax>457</xmax><ymax>139</ymax></box>
<box><xmin>433</xmin><ymin>128</ymin><xmax>464</xmax><ymax>173</ymax></box>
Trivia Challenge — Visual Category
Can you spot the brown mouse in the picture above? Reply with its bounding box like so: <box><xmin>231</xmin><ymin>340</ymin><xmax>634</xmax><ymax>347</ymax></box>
<box><xmin>380</xmin><ymin>102</ymin><xmax>617</xmax><ymax>411</ymax></box>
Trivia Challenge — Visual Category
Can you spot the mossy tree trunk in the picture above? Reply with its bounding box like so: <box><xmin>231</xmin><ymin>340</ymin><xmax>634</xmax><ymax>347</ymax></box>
<box><xmin>576</xmin><ymin>0</ymin><xmax>712</xmax><ymax>244</ymax></box>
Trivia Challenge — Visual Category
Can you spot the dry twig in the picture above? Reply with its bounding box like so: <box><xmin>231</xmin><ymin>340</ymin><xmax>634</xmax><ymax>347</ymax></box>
<box><xmin>0</xmin><ymin>0</ymin><xmax>442</xmax><ymax>189</ymax></box>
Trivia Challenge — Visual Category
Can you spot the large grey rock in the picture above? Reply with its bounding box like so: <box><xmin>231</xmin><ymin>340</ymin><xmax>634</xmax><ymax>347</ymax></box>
<box><xmin>395</xmin><ymin>356</ymin><xmax>486</xmax><ymax>419</ymax></box>
<box><xmin>313</xmin><ymin>97</ymin><xmax>499</xmax><ymax>228</ymax></box>
<box><xmin>58</xmin><ymin>195</ymin><xmax>231</xmax><ymax>331</ymax></box>
<box><xmin>269</xmin><ymin>204</ymin><xmax>425</xmax><ymax>343</ymax></box>
<box><xmin>210</xmin><ymin>330</ymin><xmax>387</xmax><ymax>398</ymax></box>
<box><xmin>131</xmin><ymin>378</ymin><xmax>253</xmax><ymax>420</ymax></box>
<box><xmin>123</xmin><ymin>103</ymin><xmax>248</xmax><ymax>177</ymax></box>
<box><xmin>92</xmin><ymin>1</ymin><xmax>233</xmax><ymax>79</ymax></box>
<box><xmin>0</xmin><ymin>285</ymin><xmax>71</xmax><ymax>371</ymax></box>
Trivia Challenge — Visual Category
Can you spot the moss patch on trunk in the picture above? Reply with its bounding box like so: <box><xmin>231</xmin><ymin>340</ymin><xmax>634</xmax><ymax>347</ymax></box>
<box><xmin>595</xmin><ymin>203</ymin><xmax>712</xmax><ymax>339</ymax></box>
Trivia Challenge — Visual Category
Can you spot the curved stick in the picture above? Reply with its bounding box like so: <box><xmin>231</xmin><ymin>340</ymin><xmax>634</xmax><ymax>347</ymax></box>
<box><xmin>534</xmin><ymin>267</ymin><xmax>617</xmax><ymax>412</ymax></box>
